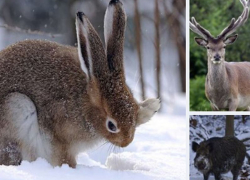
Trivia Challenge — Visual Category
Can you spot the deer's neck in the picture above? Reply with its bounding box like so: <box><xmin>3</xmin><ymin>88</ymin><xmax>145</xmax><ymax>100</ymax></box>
<box><xmin>207</xmin><ymin>59</ymin><xmax>228</xmax><ymax>88</ymax></box>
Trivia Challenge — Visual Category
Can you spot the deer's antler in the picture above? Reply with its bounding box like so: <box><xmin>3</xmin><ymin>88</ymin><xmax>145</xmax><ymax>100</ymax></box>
<box><xmin>190</xmin><ymin>0</ymin><xmax>250</xmax><ymax>40</ymax></box>
<box><xmin>189</xmin><ymin>17</ymin><xmax>213</xmax><ymax>40</ymax></box>
<box><xmin>218</xmin><ymin>0</ymin><xmax>249</xmax><ymax>39</ymax></box>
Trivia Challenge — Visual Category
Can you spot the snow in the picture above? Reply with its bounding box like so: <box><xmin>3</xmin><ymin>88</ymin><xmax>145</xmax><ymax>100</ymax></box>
<box><xmin>0</xmin><ymin>113</ymin><xmax>186</xmax><ymax>180</ymax></box>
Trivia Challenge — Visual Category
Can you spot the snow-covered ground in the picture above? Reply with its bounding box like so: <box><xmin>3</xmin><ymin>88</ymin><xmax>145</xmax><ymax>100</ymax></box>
<box><xmin>191</xmin><ymin>176</ymin><xmax>232</xmax><ymax>180</ymax></box>
<box><xmin>0</xmin><ymin>113</ymin><xmax>186</xmax><ymax>180</ymax></box>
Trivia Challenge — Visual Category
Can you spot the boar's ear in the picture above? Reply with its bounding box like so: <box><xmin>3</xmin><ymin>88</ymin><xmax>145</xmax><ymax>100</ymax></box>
<box><xmin>192</xmin><ymin>142</ymin><xmax>200</xmax><ymax>152</ymax></box>
<box><xmin>206</xmin><ymin>143</ymin><xmax>213</xmax><ymax>153</ymax></box>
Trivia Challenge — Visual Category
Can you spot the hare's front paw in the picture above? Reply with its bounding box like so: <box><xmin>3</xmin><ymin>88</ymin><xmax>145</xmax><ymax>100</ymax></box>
<box><xmin>137</xmin><ymin>98</ymin><xmax>161</xmax><ymax>126</ymax></box>
<box><xmin>143</xmin><ymin>98</ymin><xmax>161</xmax><ymax>113</ymax></box>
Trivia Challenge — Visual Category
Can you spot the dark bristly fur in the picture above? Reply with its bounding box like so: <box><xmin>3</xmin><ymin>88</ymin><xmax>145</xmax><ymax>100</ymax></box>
<box><xmin>192</xmin><ymin>137</ymin><xmax>246</xmax><ymax>180</ymax></box>
<box><xmin>0</xmin><ymin>0</ymin><xmax>160</xmax><ymax>167</ymax></box>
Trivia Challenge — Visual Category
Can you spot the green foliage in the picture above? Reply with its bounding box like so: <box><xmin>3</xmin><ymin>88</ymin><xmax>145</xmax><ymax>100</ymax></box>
<box><xmin>190</xmin><ymin>76</ymin><xmax>211</xmax><ymax>111</ymax></box>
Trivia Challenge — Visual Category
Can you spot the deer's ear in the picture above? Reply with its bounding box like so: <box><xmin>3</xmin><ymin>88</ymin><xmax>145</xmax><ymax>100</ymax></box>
<box><xmin>195</xmin><ymin>37</ymin><xmax>208</xmax><ymax>47</ymax></box>
<box><xmin>224</xmin><ymin>34</ymin><xmax>238</xmax><ymax>45</ymax></box>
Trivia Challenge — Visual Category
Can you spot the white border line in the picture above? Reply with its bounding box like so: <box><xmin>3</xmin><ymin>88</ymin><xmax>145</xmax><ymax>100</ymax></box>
<box><xmin>186</xmin><ymin>0</ymin><xmax>190</xmax><ymax>179</ymax></box>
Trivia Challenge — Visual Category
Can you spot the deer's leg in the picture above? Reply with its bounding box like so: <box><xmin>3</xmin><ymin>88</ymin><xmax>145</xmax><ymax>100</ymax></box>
<box><xmin>210</xmin><ymin>104</ymin><xmax>219</xmax><ymax>111</ymax></box>
<box><xmin>209</xmin><ymin>101</ymin><xmax>220</xmax><ymax>111</ymax></box>
<box><xmin>228</xmin><ymin>99</ymin><xmax>238</xmax><ymax>111</ymax></box>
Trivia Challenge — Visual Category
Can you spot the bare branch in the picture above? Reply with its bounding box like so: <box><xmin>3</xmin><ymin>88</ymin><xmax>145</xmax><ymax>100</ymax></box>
<box><xmin>134</xmin><ymin>0</ymin><xmax>146</xmax><ymax>100</ymax></box>
<box><xmin>154</xmin><ymin>0</ymin><xmax>161</xmax><ymax>100</ymax></box>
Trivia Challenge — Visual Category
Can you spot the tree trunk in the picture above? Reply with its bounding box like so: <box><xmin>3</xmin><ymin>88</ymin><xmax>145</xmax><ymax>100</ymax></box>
<box><xmin>225</xmin><ymin>115</ymin><xmax>234</xmax><ymax>137</ymax></box>
<box><xmin>154</xmin><ymin>0</ymin><xmax>161</xmax><ymax>100</ymax></box>
<box><xmin>163</xmin><ymin>1</ymin><xmax>186</xmax><ymax>92</ymax></box>
<box><xmin>134</xmin><ymin>0</ymin><xmax>145</xmax><ymax>100</ymax></box>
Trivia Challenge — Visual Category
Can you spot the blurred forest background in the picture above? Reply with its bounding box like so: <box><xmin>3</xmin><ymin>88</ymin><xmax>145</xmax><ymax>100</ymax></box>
<box><xmin>190</xmin><ymin>0</ymin><xmax>250</xmax><ymax>111</ymax></box>
<box><xmin>0</xmin><ymin>0</ymin><xmax>186</xmax><ymax>114</ymax></box>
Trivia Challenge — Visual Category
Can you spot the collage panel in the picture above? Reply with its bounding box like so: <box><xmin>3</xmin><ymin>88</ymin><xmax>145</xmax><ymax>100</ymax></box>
<box><xmin>0</xmin><ymin>0</ymin><xmax>186</xmax><ymax>180</ymax></box>
<box><xmin>190</xmin><ymin>115</ymin><xmax>250</xmax><ymax>180</ymax></box>
<box><xmin>189</xmin><ymin>1</ymin><xmax>250</xmax><ymax>180</ymax></box>
<box><xmin>190</xmin><ymin>0</ymin><xmax>250</xmax><ymax>111</ymax></box>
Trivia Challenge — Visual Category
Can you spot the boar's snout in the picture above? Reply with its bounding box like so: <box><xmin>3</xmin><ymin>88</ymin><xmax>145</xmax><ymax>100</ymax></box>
<box><xmin>197</xmin><ymin>161</ymin><xmax>206</xmax><ymax>170</ymax></box>
<box><xmin>194</xmin><ymin>155</ymin><xmax>210</xmax><ymax>172</ymax></box>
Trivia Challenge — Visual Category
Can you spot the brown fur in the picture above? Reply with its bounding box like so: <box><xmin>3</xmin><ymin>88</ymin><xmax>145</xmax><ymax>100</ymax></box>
<box><xmin>195</xmin><ymin>36</ymin><xmax>250</xmax><ymax>111</ymax></box>
<box><xmin>0</xmin><ymin>40</ymin><xmax>102</xmax><ymax>166</ymax></box>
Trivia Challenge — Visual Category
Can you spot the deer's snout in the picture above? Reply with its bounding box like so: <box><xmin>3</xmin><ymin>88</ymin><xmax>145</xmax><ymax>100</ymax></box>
<box><xmin>214</xmin><ymin>54</ymin><xmax>221</xmax><ymax>61</ymax></box>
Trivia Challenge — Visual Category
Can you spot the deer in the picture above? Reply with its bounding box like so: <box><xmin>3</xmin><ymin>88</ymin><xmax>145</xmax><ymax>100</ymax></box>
<box><xmin>190</xmin><ymin>0</ymin><xmax>250</xmax><ymax>111</ymax></box>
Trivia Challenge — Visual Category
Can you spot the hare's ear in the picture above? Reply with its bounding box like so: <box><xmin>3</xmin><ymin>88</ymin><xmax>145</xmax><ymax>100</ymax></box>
<box><xmin>137</xmin><ymin>98</ymin><xmax>161</xmax><ymax>127</ymax></box>
<box><xmin>76</xmin><ymin>12</ymin><xmax>106</xmax><ymax>81</ymax></box>
<box><xmin>104</xmin><ymin>0</ymin><xmax>126</xmax><ymax>73</ymax></box>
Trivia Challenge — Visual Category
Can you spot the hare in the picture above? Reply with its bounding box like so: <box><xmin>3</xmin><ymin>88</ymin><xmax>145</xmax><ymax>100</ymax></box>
<box><xmin>0</xmin><ymin>0</ymin><xmax>160</xmax><ymax>168</ymax></box>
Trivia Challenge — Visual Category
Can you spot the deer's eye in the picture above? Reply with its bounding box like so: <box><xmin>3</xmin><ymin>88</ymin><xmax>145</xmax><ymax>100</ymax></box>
<box><xmin>206</xmin><ymin>47</ymin><xmax>210</xmax><ymax>49</ymax></box>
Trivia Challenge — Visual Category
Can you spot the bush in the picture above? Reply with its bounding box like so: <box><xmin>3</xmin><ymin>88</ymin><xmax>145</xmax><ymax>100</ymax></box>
<box><xmin>190</xmin><ymin>76</ymin><xmax>211</xmax><ymax>111</ymax></box>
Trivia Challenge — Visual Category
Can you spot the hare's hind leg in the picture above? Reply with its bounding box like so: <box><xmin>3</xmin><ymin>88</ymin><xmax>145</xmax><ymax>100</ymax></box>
<box><xmin>0</xmin><ymin>138</ymin><xmax>22</xmax><ymax>165</ymax></box>
<box><xmin>1</xmin><ymin>92</ymin><xmax>50</xmax><ymax>163</ymax></box>
<box><xmin>0</xmin><ymin>93</ymin><xmax>23</xmax><ymax>165</ymax></box>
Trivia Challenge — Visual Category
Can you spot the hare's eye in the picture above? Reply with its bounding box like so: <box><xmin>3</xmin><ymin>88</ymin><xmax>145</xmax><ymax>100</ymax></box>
<box><xmin>108</xmin><ymin>121</ymin><xmax>116</xmax><ymax>131</ymax></box>
<box><xmin>106</xmin><ymin>119</ymin><xmax>120</xmax><ymax>133</ymax></box>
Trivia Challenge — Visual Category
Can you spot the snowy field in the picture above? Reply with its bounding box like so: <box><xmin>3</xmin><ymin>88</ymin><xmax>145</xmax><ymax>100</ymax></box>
<box><xmin>0</xmin><ymin>113</ymin><xmax>186</xmax><ymax>180</ymax></box>
<box><xmin>190</xmin><ymin>115</ymin><xmax>250</xmax><ymax>180</ymax></box>
<box><xmin>191</xmin><ymin>176</ymin><xmax>232</xmax><ymax>180</ymax></box>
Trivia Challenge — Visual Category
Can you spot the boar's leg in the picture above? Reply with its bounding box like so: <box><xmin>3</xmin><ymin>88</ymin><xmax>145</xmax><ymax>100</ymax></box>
<box><xmin>231</xmin><ymin>166</ymin><xmax>240</xmax><ymax>180</ymax></box>
<box><xmin>203</xmin><ymin>172</ymin><xmax>210</xmax><ymax>180</ymax></box>
<box><xmin>213</xmin><ymin>172</ymin><xmax>222</xmax><ymax>180</ymax></box>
